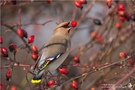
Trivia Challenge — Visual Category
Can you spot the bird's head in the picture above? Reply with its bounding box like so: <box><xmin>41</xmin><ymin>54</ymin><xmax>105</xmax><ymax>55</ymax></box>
<box><xmin>54</xmin><ymin>22</ymin><xmax>72</xmax><ymax>35</ymax></box>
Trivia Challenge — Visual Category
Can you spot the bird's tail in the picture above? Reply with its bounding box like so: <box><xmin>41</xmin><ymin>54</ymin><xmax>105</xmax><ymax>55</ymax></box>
<box><xmin>31</xmin><ymin>70</ymin><xmax>44</xmax><ymax>83</ymax></box>
<box><xmin>31</xmin><ymin>60</ymin><xmax>50</xmax><ymax>83</ymax></box>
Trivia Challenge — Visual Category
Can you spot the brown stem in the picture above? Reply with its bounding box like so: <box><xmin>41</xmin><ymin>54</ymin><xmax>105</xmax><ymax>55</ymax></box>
<box><xmin>2</xmin><ymin>24</ymin><xmax>31</xmax><ymax>52</ymax></box>
<box><xmin>110</xmin><ymin>66</ymin><xmax>135</xmax><ymax>90</ymax></box>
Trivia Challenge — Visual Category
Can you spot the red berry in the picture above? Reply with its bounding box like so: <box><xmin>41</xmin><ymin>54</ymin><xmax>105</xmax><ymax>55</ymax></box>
<box><xmin>80</xmin><ymin>0</ymin><xmax>87</xmax><ymax>4</ymax></box>
<box><xmin>120</xmin><ymin>16</ymin><xmax>126</xmax><ymax>22</ymax></box>
<box><xmin>115</xmin><ymin>21</ymin><xmax>121</xmax><ymax>29</ymax></box>
<box><xmin>72</xmin><ymin>80</ymin><xmax>78</xmax><ymax>89</ymax></box>
<box><xmin>118</xmin><ymin>4</ymin><xmax>125</xmax><ymax>11</ymax></box>
<box><xmin>47</xmin><ymin>80</ymin><xmax>55</xmax><ymax>87</ymax></box>
<box><xmin>73</xmin><ymin>56</ymin><xmax>80</xmax><ymax>63</ymax></box>
<box><xmin>10</xmin><ymin>85</ymin><xmax>16</xmax><ymax>90</ymax></box>
<box><xmin>124</xmin><ymin>12</ymin><xmax>131</xmax><ymax>21</ymax></box>
<box><xmin>17</xmin><ymin>28</ymin><xmax>24</xmax><ymax>38</ymax></box>
<box><xmin>9</xmin><ymin>43</ymin><xmax>17</xmax><ymax>53</ymax></box>
<box><xmin>128</xmin><ymin>58</ymin><xmax>134</xmax><ymax>66</ymax></box>
<box><xmin>17</xmin><ymin>28</ymin><xmax>27</xmax><ymax>38</ymax></box>
<box><xmin>71</xmin><ymin>20</ymin><xmax>77</xmax><ymax>27</ymax></box>
<box><xmin>9</xmin><ymin>0</ymin><xmax>16</xmax><ymax>5</ymax></box>
<box><xmin>118</xmin><ymin>11</ymin><xmax>125</xmax><ymax>16</ymax></box>
<box><xmin>74</xmin><ymin>1</ymin><xmax>83</xmax><ymax>9</ymax></box>
<box><xmin>90</xmin><ymin>32</ymin><xmax>103</xmax><ymax>42</ymax></box>
<box><xmin>106</xmin><ymin>0</ymin><xmax>112</xmax><ymax>8</ymax></box>
<box><xmin>0</xmin><ymin>36</ymin><xmax>3</xmax><ymax>44</ymax></box>
<box><xmin>96</xmin><ymin>34</ymin><xmax>103</xmax><ymax>42</ymax></box>
<box><xmin>119</xmin><ymin>52</ymin><xmax>127</xmax><ymax>59</ymax></box>
<box><xmin>6</xmin><ymin>70</ymin><xmax>11</xmax><ymax>80</ymax></box>
<box><xmin>32</xmin><ymin>45</ymin><xmax>38</xmax><ymax>53</ymax></box>
<box><xmin>47</xmin><ymin>0</ymin><xmax>52</xmax><ymax>3</ymax></box>
<box><xmin>0</xmin><ymin>83</ymin><xmax>3</xmax><ymax>90</ymax></box>
<box><xmin>28</xmin><ymin>35</ymin><xmax>34</xmax><ymax>43</ymax></box>
<box><xmin>59</xmin><ymin>68</ymin><xmax>68</xmax><ymax>74</ymax></box>
<box><xmin>31</xmin><ymin>53</ymin><xmax>39</xmax><ymax>60</ymax></box>
<box><xmin>91</xmin><ymin>32</ymin><xmax>97</xmax><ymax>39</ymax></box>
<box><xmin>0</xmin><ymin>47</ymin><xmax>8</xmax><ymax>57</ymax></box>
<box><xmin>23</xmin><ymin>30</ymin><xmax>28</xmax><ymax>38</ymax></box>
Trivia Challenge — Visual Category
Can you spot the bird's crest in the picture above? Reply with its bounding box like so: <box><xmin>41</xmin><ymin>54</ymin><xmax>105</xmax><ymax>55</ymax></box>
<box><xmin>56</xmin><ymin>22</ymin><xmax>70</xmax><ymax>29</ymax></box>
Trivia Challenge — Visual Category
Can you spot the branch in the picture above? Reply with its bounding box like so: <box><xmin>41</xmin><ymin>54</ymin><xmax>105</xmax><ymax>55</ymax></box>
<box><xmin>110</xmin><ymin>66</ymin><xmax>135</xmax><ymax>90</ymax></box>
<box><xmin>2</xmin><ymin>23</ymin><xmax>31</xmax><ymax>52</ymax></box>
<box><xmin>50</xmin><ymin>53</ymin><xmax>135</xmax><ymax>89</ymax></box>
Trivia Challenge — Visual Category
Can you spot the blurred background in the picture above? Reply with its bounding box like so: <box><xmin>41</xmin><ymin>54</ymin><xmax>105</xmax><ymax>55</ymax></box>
<box><xmin>1</xmin><ymin>0</ymin><xmax>135</xmax><ymax>90</ymax></box>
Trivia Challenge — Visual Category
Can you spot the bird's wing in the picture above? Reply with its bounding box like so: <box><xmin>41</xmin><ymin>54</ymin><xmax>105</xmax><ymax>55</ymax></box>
<box><xmin>35</xmin><ymin>35</ymin><xmax>70</xmax><ymax>71</ymax></box>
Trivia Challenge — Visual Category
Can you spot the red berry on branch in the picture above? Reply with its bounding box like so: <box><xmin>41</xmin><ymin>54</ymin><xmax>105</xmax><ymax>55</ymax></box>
<box><xmin>28</xmin><ymin>35</ymin><xmax>34</xmax><ymax>43</ymax></box>
<box><xmin>23</xmin><ymin>30</ymin><xmax>28</xmax><ymax>38</ymax></box>
<box><xmin>91</xmin><ymin>32</ymin><xmax>97</xmax><ymax>39</ymax></box>
<box><xmin>9</xmin><ymin>43</ymin><xmax>17</xmax><ymax>53</ymax></box>
<box><xmin>128</xmin><ymin>58</ymin><xmax>134</xmax><ymax>66</ymax></box>
<box><xmin>106</xmin><ymin>0</ymin><xmax>112</xmax><ymax>8</ymax></box>
<box><xmin>124</xmin><ymin>12</ymin><xmax>131</xmax><ymax>21</ymax></box>
<box><xmin>17</xmin><ymin>28</ymin><xmax>24</xmax><ymax>38</ymax></box>
<box><xmin>0</xmin><ymin>83</ymin><xmax>3</xmax><ymax>90</ymax></box>
<box><xmin>32</xmin><ymin>45</ymin><xmax>38</xmax><ymax>53</ymax></box>
<box><xmin>9</xmin><ymin>0</ymin><xmax>16</xmax><ymax>5</ymax></box>
<box><xmin>6</xmin><ymin>70</ymin><xmax>11</xmax><ymax>80</ymax></box>
<box><xmin>0</xmin><ymin>36</ymin><xmax>3</xmax><ymax>44</ymax></box>
<box><xmin>73</xmin><ymin>56</ymin><xmax>80</xmax><ymax>63</ymax></box>
<box><xmin>47</xmin><ymin>80</ymin><xmax>55</xmax><ymax>87</ymax></box>
<box><xmin>0</xmin><ymin>47</ymin><xmax>8</xmax><ymax>57</ymax></box>
<box><xmin>74</xmin><ymin>1</ymin><xmax>83</xmax><ymax>9</ymax></box>
<box><xmin>120</xmin><ymin>16</ymin><xmax>126</xmax><ymax>22</ymax></box>
<box><xmin>80</xmin><ymin>0</ymin><xmax>87</xmax><ymax>4</ymax></box>
<box><xmin>118</xmin><ymin>4</ymin><xmax>125</xmax><ymax>11</ymax></box>
<box><xmin>10</xmin><ymin>85</ymin><xmax>17</xmax><ymax>90</ymax></box>
<box><xmin>31</xmin><ymin>53</ymin><xmax>39</xmax><ymax>60</ymax></box>
<box><xmin>72</xmin><ymin>80</ymin><xmax>78</xmax><ymax>89</ymax></box>
<box><xmin>119</xmin><ymin>52</ymin><xmax>127</xmax><ymax>59</ymax></box>
<box><xmin>115</xmin><ymin>21</ymin><xmax>121</xmax><ymax>29</ymax></box>
<box><xmin>118</xmin><ymin>11</ymin><xmax>125</xmax><ymax>16</ymax></box>
<box><xmin>96</xmin><ymin>34</ymin><xmax>103</xmax><ymax>42</ymax></box>
<box><xmin>47</xmin><ymin>0</ymin><xmax>52</xmax><ymax>3</ymax></box>
<box><xmin>71</xmin><ymin>20</ymin><xmax>77</xmax><ymax>27</ymax></box>
<box><xmin>58</xmin><ymin>67</ymin><xmax>68</xmax><ymax>74</ymax></box>
<box><xmin>90</xmin><ymin>32</ymin><xmax>103</xmax><ymax>42</ymax></box>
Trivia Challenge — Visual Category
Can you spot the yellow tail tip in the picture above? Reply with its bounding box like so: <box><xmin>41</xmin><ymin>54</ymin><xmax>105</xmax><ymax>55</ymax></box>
<box><xmin>31</xmin><ymin>79</ymin><xmax>41</xmax><ymax>83</ymax></box>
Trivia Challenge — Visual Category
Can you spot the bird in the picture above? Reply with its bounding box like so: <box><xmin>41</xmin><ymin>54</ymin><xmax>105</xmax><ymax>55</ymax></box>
<box><xmin>31</xmin><ymin>22</ymin><xmax>72</xmax><ymax>83</ymax></box>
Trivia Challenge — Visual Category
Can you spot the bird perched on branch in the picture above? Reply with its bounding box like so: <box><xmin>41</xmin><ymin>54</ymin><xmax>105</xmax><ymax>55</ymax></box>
<box><xmin>31</xmin><ymin>22</ymin><xmax>72</xmax><ymax>83</ymax></box>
